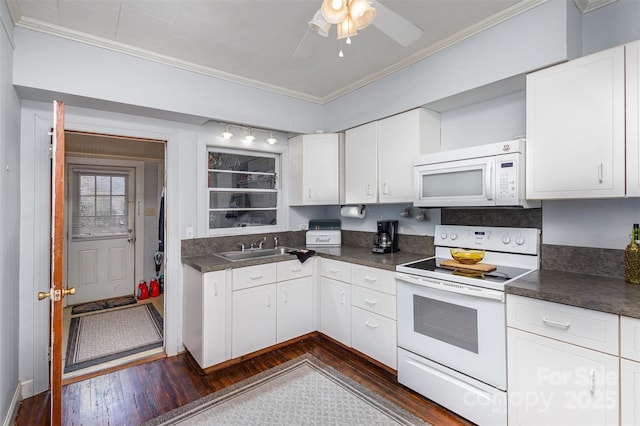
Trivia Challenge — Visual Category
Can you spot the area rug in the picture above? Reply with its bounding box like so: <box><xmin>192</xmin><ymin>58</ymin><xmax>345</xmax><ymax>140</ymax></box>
<box><xmin>65</xmin><ymin>304</ymin><xmax>163</xmax><ymax>373</ymax></box>
<box><xmin>143</xmin><ymin>354</ymin><xmax>428</xmax><ymax>426</ymax></box>
<box><xmin>71</xmin><ymin>295</ymin><xmax>137</xmax><ymax>315</ymax></box>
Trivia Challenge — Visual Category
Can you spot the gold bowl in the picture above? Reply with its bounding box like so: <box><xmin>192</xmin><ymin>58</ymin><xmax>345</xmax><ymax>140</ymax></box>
<box><xmin>450</xmin><ymin>248</ymin><xmax>485</xmax><ymax>264</ymax></box>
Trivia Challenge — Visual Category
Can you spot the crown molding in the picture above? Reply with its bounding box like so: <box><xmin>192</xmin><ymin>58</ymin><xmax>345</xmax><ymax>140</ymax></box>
<box><xmin>12</xmin><ymin>0</ymin><xmax>547</xmax><ymax>105</ymax></box>
<box><xmin>573</xmin><ymin>0</ymin><xmax>618</xmax><ymax>13</ymax></box>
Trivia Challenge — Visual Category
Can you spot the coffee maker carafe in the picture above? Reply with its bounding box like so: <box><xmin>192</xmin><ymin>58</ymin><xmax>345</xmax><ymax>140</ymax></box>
<box><xmin>372</xmin><ymin>220</ymin><xmax>399</xmax><ymax>254</ymax></box>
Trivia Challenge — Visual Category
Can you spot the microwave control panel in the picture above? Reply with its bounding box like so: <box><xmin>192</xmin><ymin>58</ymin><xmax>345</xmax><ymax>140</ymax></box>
<box><xmin>496</xmin><ymin>153</ymin><xmax>520</xmax><ymax>203</ymax></box>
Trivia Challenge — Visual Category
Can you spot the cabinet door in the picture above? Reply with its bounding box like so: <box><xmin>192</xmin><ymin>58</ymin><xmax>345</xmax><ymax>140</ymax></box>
<box><xmin>508</xmin><ymin>328</ymin><xmax>619</xmax><ymax>426</ymax></box>
<box><xmin>289</xmin><ymin>134</ymin><xmax>340</xmax><ymax>205</ymax></box>
<box><xmin>621</xmin><ymin>359</ymin><xmax>640</xmax><ymax>426</ymax></box>
<box><xmin>345</xmin><ymin>122</ymin><xmax>378</xmax><ymax>204</ymax></box>
<box><xmin>627</xmin><ymin>40</ymin><xmax>640</xmax><ymax>196</ymax></box>
<box><xmin>377</xmin><ymin>109</ymin><xmax>435</xmax><ymax>203</ymax></box>
<box><xmin>276</xmin><ymin>277</ymin><xmax>314</xmax><ymax>343</ymax></box>
<box><xmin>351</xmin><ymin>306</ymin><xmax>396</xmax><ymax>369</ymax></box>
<box><xmin>232</xmin><ymin>284</ymin><xmax>276</xmax><ymax>358</ymax></box>
<box><xmin>319</xmin><ymin>277</ymin><xmax>351</xmax><ymax>346</ymax></box>
<box><xmin>526</xmin><ymin>46</ymin><xmax>625</xmax><ymax>199</ymax></box>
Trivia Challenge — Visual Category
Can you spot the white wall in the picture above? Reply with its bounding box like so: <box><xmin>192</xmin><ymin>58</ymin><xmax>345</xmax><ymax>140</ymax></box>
<box><xmin>583</xmin><ymin>0</ymin><xmax>640</xmax><ymax>55</ymax></box>
<box><xmin>0</xmin><ymin>2</ymin><xmax>22</xmax><ymax>424</ymax></box>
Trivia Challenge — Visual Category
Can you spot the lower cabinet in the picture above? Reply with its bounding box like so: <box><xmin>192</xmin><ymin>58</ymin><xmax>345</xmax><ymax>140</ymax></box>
<box><xmin>621</xmin><ymin>316</ymin><xmax>640</xmax><ymax>425</ymax></box>
<box><xmin>319</xmin><ymin>276</ymin><xmax>351</xmax><ymax>346</ymax></box>
<box><xmin>182</xmin><ymin>266</ymin><xmax>228</xmax><ymax>369</ymax></box>
<box><xmin>351</xmin><ymin>306</ymin><xmax>396</xmax><ymax>368</ymax></box>
<box><xmin>232</xmin><ymin>283</ymin><xmax>277</xmax><ymax>358</ymax></box>
<box><xmin>277</xmin><ymin>277</ymin><xmax>314</xmax><ymax>343</ymax></box>
<box><xmin>507</xmin><ymin>328</ymin><xmax>619</xmax><ymax>426</ymax></box>
<box><xmin>507</xmin><ymin>294</ymin><xmax>620</xmax><ymax>426</ymax></box>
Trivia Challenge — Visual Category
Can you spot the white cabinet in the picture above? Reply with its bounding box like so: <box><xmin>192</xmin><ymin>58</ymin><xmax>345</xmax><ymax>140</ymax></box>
<box><xmin>276</xmin><ymin>259</ymin><xmax>314</xmax><ymax>343</ymax></box>
<box><xmin>288</xmin><ymin>133</ymin><xmax>342</xmax><ymax>205</ymax></box>
<box><xmin>232</xmin><ymin>283</ymin><xmax>276</xmax><ymax>358</ymax></box>
<box><xmin>526</xmin><ymin>45</ymin><xmax>626</xmax><ymax>199</ymax></box>
<box><xmin>182</xmin><ymin>266</ymin><xmax>228</xmax><ymax>369</ymax></box>
<box><xmin>626</xmin><ymin>40</ymin><xmax>640</xmax><ymax>196</ymax></box>
<box><xmin>621</xmin><ymin>316</ymin><xmax>640</xmax><ymax>425</ymax></box>
<box><xmin>319</xmin><ymin>259</ymin><xmax>351</xmax><ymax>346</ymax></box>
<box><xmin>507</xmin><ymin>295</ymin><xmax>619</xmax><ymax>425</ymax></box>
<box><xmin>231</xmin><ymin>263</ymin><xmax>277</xmax><ymax>358</ymax></box>
<box><xmin>344</xmin><ymin>108</ymin><xmax>440</xmax><ymax>204</ymax></box>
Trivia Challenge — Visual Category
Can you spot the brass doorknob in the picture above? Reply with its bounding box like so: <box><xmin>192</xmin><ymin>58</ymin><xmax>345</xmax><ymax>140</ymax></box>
<box><xmin>37</xmin><ymin>287</ymin><xmax>76</xmax><ymax>301</ymax></box>
<box><xmin>37</xmin><ymin>291</ymin><xmax>51</xmax><ymax>301</ymax></box>
<box><xmin>64</xmin><ymin>287</ymin><xmax>76</xmax><ymax>296</ymax></box>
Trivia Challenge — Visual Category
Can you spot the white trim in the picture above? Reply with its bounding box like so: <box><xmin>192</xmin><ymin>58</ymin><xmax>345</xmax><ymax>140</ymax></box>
<box><xmin>573</xmin><ymin>0</ymin><xmax>618</xmax><ymax>13</ymax></box>
<box><xmin>10</xmin><ymin>0</ymin><xmax>546</xmax><ymax>105</ymax></box>
<box><xmin>2</xmin><ymin>382</ymin><xmax>21</xmax><ymax>426</ymax></box>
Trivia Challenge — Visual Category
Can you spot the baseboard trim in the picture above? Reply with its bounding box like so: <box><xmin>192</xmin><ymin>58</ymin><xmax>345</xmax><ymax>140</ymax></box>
<box><xmin>2</xmin><ymin>382</ymin><xmax>22</xmax><ymax>426</ymax></box>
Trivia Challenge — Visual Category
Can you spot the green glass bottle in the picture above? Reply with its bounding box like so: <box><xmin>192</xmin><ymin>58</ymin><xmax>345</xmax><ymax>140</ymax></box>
<box><xmin>625</xmin><ymin>228</ymin><xmax>640</xmax><ymax>284</ymax></box>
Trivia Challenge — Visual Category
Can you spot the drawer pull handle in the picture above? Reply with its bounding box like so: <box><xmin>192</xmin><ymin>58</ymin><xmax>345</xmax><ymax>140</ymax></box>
<box><xmin>290</xmin><ymin>267</ymin><xmax>302</xmax><ymax>273</ymax></box>
<box><xmin>267</xmin><ymin>294</ymin><xmax>271</xmax><ymax>307</ymax></box>
<box><xmin>213</xmin><ymin>282</ymin><xmax>218</xmax><ymax>297</ymax></box>
<box><xmin>590</xmin><ymin>369</ymin><xmax>595</xmax><ymax>393</ymax></box>
<box><xmin>340</xmin><ymin>291</ymin><xmax>346</xmax><ymax>305</ymax></box>
<box><xmin>542</xmin><ymin>317</ymin><xmax>570</xmax><ymax>329</ymax></box>
<box><xmin>282</xmin><ymin>290</ymin><xmax>288</xmax><ymax>304</ymax></box>
<box><xmin>364</xmin><ymin>298</ymin><xmax>378</xmax><ymax>306</ymax></box>
<box><xmin>329</xmin><ymin>269</ymin><xmax>339</xmax><ymax>275</ymax></box>
<box><xmin>365</xmin><ymin>320</ymin><xmax>379</xmax><ymax>329</ymax></box>
<box><xmin>250</xmin><ymin>274</ymin><xmax>264</xmax><ymax>280</ymax></box>
<box><xmin>364</xmin><ymin>276</ymin><xmax>377</xmax><ymax>283</ymax></box>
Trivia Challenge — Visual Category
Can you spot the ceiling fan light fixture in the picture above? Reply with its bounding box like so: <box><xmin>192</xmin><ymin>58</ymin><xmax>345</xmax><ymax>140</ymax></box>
<box><xmin>353</xmin><ymin>2</ymin><xmax>376</xmax><ymax>30</ymax></box>
<box><xmin>336</xmin><ymin>14</ymin><xmax>357</xmax><ymax>40</ymax></box>
<box><xmin>321</xmin><ymin>0</ymin><xmax>348</xmax><ymax>24</ymax></box>
<box><xmin>309</xmin><ymin>9</ymin><xmax>331</xmax><ymax>37</ymax></box>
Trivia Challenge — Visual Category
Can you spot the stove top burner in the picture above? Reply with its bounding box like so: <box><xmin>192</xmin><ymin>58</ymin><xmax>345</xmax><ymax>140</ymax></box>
<box><xmin>399</xmin><ymin>257</ymin><xmax>532</xmax><ymax>284</ymax></box>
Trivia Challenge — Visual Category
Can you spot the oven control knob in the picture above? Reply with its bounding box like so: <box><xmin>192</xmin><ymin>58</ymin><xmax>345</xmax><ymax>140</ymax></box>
<box><xmin>450</xmin><ymin>233</ymin><xmax>457</xmax><ymax>241</ymax></box>
<box><xmin>440</xmin><ymin>232</ymin><xmax>447</xmax><ymax>240</ymax></box>
<box><xmin>502</xmin><ymin>235</ymin><xmax>511</xmax><ymax>244</ymax></box>
<box><xmin>515</xmin><ymin>236</ymin><xmax>526</xmax><ymax>245</ymax></box>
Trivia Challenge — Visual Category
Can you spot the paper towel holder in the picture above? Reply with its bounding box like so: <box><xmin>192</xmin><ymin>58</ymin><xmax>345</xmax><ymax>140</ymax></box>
<box><xmin>340</xmin><ymin>204</ymin><xmax>366</xmax><ymax>219</ymax></box>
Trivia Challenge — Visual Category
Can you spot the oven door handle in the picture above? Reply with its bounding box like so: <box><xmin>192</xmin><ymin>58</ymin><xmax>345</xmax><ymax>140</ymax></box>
<box><xmin>396</xmin><ymin>273</ymin><xmax>505</xmax><ymax>302</ymax></box>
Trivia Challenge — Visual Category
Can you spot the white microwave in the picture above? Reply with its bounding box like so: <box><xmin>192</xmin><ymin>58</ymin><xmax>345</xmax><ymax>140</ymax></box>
<box><xmin>413</xmin><ymin>139</ymin><xmax>540</xmax><ymax>208</ymax></box>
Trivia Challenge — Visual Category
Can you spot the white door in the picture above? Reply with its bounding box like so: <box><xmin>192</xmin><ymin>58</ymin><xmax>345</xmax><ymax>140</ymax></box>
<box><xmin>66</xmin><ymin>166</ymin><xmax>136</xmax><ymax>304</ymax></box>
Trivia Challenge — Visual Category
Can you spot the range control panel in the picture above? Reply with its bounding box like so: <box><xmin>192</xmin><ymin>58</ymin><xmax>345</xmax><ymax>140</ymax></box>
<box><xmin>434</xmin><ymin>225</ymin><xmax>540</xmax><ymax>255</ymax></box>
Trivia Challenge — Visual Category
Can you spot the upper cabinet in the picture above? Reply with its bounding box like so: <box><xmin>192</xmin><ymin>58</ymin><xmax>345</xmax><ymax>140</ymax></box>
<box><xmin>288</xmin><ymin>133</ymin><xmax>342</xmax><ymax>206</ymax></box>
<box><xmin>345</xmin><ymin>108</ymin><xmax>440</xmax><ymax>204</ymax></box>
<box><xmin>526</xmin><ymin>44</ymin><xmax>630</xmax><ymax>199</ymax></box>
<box><xmin>626</xmin><ymin>40</ymin><xmax>640</xmax><ymax>196</ymax></box>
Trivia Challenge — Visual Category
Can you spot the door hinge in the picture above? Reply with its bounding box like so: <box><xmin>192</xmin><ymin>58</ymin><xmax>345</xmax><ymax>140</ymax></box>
<box><xmin>48</xmin><ymin>144</ymin><xmax>53</xmax><ymax>160</ymax></box>
<box><xmin>47</xmin><ymin>347</ymin><xmax>52</xmax><ymax>362</ymax></box>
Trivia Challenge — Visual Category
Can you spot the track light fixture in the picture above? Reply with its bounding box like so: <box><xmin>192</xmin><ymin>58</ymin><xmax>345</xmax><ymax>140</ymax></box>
<box><xmin>219</xmin><ymin>124</ymin><xmax>279</xmax><ymax>145</ymax></box>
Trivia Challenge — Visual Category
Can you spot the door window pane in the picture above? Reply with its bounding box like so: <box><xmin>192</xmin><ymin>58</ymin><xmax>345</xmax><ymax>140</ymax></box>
<box><xmin>72</xmin><ymin>171</ymin><xmax>129</xmax><ymax>239</ymax></box>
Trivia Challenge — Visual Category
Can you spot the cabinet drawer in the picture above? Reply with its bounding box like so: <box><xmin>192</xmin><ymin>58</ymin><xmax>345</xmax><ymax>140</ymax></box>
<box><xmin>350</xmin><ymin>264</ymin><xmax>395</xmax><ymax>295</ymax></box>
<box><xmin>320</xmin><ymin>258</ymin><xmax>350</xmax><ymax>283</ymax></box>
<box><xmin>622</xmin><ymin>316</ymin><xmax>640</xmax><ymax>362</ymax></box>
<box><xmin>351</xmin><ymin>306</ymin><xmax>397</xmax><ymax>369</ymax></box>
<box><xmin>507</xmin><ymin>294</ymin><xmax>619</xmax><ymax>355</ymax></box>
<box><xmin>351</xmin><ymin>285</ymin><xmax>396</xmax><ymax>320</ymax></box>
<box><xmin>276</xmin><ymin>258</ymin><xmax>313</xmax><ymax>281</ymax></box>
<box><xmin>232</xmin><ymin>263</ymin><xmax>277</xmax><ymax>291</ymax></box>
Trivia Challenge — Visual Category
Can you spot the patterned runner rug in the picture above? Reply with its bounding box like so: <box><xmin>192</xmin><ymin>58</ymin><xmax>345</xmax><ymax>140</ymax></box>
<box><xmin>65</xmin><ymin>304</ymin><xmax>163</xmax><ymax>373</ymax></box>
<box><xmin>71</xmin><ymin>295</ymin><xmax>137</xmax><ymax>315</ymax></box>
<box><xmin>143</xmin><ymin>354</ymin><xmax>429</xmax><ymax>425</ymax></box>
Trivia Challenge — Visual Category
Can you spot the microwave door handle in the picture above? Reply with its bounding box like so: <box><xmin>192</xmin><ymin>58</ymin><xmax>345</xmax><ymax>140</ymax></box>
<box><xmin>485</xmin><ymin>161</ymin><xmax>494</xmax><ymax>200</ymax></box>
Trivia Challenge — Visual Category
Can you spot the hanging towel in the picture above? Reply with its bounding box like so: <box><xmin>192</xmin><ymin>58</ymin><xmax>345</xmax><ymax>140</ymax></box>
<box><xmin>290</xmin><ymin>249</ymin><xmax>316</xmax><ymax>263</ymax></box>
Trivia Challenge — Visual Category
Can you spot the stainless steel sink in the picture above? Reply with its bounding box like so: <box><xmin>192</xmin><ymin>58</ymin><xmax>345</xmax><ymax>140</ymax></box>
<box><xmin>214</xmin><ymin>247</ymin><xmax>296</xmax><ymax>262</ymax></box>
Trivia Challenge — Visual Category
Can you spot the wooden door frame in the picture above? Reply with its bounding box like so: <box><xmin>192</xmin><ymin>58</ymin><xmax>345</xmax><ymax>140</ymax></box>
<box><xmin>64</xmin><ymin>157</ymin><xmax>146</xmax><ymax>303</ymax></box>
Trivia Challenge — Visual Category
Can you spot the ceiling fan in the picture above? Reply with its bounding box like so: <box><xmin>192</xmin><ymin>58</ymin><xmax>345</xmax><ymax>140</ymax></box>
<box><xmin>313</xmin><ymin>0</ymin><xmax>423</xmax><ymax>46</ymax></box>
<box><xmin>294</xmin><ymin>0</ymin><xmax>423</xmax><ymax>58</ymax></box>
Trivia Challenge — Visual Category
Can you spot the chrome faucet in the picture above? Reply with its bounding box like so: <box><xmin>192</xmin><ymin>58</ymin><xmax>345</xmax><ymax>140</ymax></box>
<box><xmin>250</xmin><ymin>236</ymin><xmax>267</xmax><ymax>249</ymax></box>
<box><xmin>273</xmin><ymin>236</ymin><xmax>279</xmax><ymax>248</ymax></box>
<box><xmin>238</xmin><ymin>243</ymin><xmax>245</xmax><ymax>252</ymax></box>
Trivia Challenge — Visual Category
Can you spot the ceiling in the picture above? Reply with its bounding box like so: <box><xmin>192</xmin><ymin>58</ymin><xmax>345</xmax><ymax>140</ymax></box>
<box><xmin>7</xmin><ymin>0</ymin><xmax>611</xmax><ymax>104</ymax></box>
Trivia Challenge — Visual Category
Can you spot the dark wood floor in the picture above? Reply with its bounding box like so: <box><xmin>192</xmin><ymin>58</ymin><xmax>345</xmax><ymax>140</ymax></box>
<box><xmin>15</xmin><ymin>334</ymin><xmax>474</xmax><ymax>425</ymax></box>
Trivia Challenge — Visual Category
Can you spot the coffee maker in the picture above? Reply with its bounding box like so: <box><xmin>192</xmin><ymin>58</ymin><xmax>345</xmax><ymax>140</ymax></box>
<box><xmin>372</xmin><ymin>220</ymin><xmax>399</xmax><ymax>253</ymax></box>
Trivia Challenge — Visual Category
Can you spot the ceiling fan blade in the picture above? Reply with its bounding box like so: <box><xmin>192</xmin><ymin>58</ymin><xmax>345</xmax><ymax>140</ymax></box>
<box><xmin>371</xmin><ymin>0</ymin><xmax>423</xmax><ymax>47</ymax></box>
<box><xmin>291</xmin><ymin>28</ymin><xmax>321</xmax><ymax>60</ymax></box>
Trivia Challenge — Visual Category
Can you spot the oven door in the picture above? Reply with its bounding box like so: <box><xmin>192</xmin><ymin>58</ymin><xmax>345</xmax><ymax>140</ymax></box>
<box><xmin>396</xmin><ymin>272</ymin><xmax>506</xmax><ymax>390</ymax></box>
<box><xmin>414</xmin><ymin>156</ymin><xmax>496</xmax><ymax>207</ymax></box>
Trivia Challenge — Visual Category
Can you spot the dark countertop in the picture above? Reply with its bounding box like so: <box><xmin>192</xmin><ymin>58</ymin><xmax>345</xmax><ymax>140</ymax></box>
<box><xmin>506</xmin><ymin>269</ymin><xmax>640</xmax><ymax>319</ymax></box>
<box><xmin>182</xmin><ymin>245</ymin><xmax>428</xmax><ymax>273</ymax></box>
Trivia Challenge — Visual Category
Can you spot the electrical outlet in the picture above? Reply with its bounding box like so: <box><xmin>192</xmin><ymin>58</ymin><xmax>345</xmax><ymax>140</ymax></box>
<box><xmin>299</xmin><ymin>224</ymin><xmax>308</xmax><ymax>230</ymax></box>
<box><xmin>185</xmin><ymin>226</ymin><xmax>194</xmax><ymax>238</ymax></box>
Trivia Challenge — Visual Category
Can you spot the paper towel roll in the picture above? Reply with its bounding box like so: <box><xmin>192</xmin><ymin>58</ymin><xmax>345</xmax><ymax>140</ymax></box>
<box><xmin>340</xmin><ymin>205</ymin><xmax>366</xmax><ymax>219</ymax></box>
